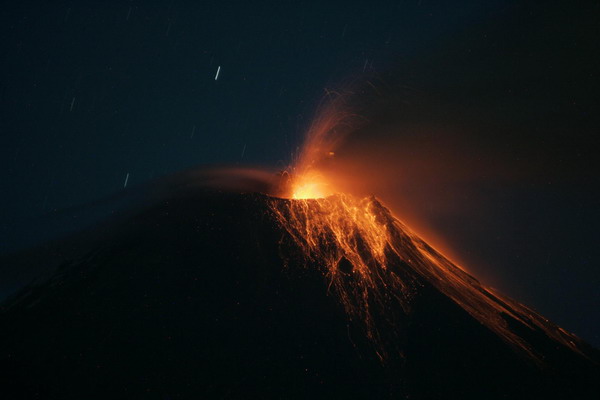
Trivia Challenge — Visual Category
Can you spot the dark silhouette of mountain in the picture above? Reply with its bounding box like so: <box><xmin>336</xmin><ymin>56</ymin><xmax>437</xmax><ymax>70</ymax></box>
<box><xmin>0</xmin><ymin>187</ymin><xmax>598</xmax><ymax>399</ymax></box>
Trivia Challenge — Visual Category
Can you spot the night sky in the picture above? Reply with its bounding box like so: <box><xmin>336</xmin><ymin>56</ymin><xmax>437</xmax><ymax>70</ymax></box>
<box><xmin>1</xmin><ymin>1</ymin><xmax>598</xmax><ymax>346</ymax></box>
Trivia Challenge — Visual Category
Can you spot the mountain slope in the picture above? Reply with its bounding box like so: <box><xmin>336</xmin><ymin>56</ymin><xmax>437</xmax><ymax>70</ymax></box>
<box><xmin>0</xmin><ymin>189</ymin><xmax>597</xmax><ymax>399</ymax></box>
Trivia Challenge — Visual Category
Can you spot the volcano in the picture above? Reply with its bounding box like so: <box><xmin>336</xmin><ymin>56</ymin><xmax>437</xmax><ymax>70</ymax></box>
<box><xmin>0</xmin><ymin>184</ymin><xmax>598</xmax><ymax>399</ymax></box>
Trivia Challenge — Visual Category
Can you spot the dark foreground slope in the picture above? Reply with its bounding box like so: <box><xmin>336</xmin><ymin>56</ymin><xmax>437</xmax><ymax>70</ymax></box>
<box><xmin>0</xmin><ymin>189</ymin><xmax>598</xmax><ymax>399</ymax></box>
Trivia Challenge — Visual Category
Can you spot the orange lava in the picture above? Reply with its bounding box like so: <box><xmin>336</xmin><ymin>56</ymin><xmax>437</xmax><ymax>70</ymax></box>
<box><xmin>269</xmin><ymin>90</ymin><xmax>587</xmax><ymax>363</ymax></box>
<box><xmin>269</xmin><ymin>192</ymin><xmax>586</xmax><ymax>363</ymax></box>
<box><xmin>289</xmin><ymin>171</ymin><xmax>333</xmax><ymax>199</ymax></box>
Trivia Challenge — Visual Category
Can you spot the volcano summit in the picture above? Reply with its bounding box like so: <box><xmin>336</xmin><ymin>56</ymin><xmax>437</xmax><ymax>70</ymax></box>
<box><xmin>0</xmin><ymin>182</ymin><xmax>598</xmax><ymax>399</ymax></box>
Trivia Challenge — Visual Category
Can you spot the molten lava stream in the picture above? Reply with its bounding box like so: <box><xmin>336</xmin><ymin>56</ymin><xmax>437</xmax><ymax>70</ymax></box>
<box><xmin>269</xmin><ymin>173</ymin><xmax>586</xmax><ymax>363</ymax></box>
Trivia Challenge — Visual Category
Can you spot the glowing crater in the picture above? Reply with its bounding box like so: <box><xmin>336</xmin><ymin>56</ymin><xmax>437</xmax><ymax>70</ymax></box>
<box><xmin>289</xmin><ymin>171</ymin><xmax>333</xmax><ymax>199</ymax></box>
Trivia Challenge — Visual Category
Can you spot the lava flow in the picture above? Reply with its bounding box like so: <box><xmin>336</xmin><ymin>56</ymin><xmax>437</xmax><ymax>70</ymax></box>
<box><xmin>268</xmin><ymin>98</ymin><xmax>587</xmax><ymax>363</ymax></box>
<box><xmin>271</xmin><ymin>179</ymin><xmax>587</xmax><ymax>363</ymax></box>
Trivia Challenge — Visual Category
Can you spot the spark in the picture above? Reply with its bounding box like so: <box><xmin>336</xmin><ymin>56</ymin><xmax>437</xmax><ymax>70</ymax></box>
<box><xmin>190</xmin><ymin>125</ymin><xmax>196</xmax><ymax>139</ymax></box>
<box><xmin>69</xmin><ymin>97</ymin><xmax>75</xmax><ymax>112</ymax></box>
<box><xmin>214</xmin><ymin>66</ymin><xmax>221</xmax><ymax>80</ymax></box>
<box><xmin>123</xmin><ymin>172</ymin><xmax>129</xmax><ymax>188</ymax></box>
<box><xmin>286</xmin><ymin>170</ymin><xmax>332</xmax><ymax>199</ymax></box>
<box><xmin>268</xmin><ymin>82</ymin><xmax>586</xmax><ymax>365</ymax></box>
<box><xmin>270</xmin><ymin>193</ymin><xmax>585</xmax><ymax>362</ymax></box>
<box><xmin>241</xmin><ymin>144</ymin><xmax>246</xmax><ymax>158</ymax></box>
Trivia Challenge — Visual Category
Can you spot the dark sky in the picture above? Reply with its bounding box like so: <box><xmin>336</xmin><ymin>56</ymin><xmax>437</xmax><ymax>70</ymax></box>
<box><xmin>1</xmin><ymin>1</ymin><xmax>598</xmax><ymax>345</ymax></box>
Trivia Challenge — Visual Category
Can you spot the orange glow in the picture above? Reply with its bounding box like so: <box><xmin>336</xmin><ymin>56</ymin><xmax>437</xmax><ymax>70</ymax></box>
<box><xmin>267</xmin><ymin>91</ymin><xmax>586</xmax><ymax>363</ymax></box>
<box><xmin>278</xmin><ymin>89</ymin><xmax>355</xmax><ymax>200</ymax></box>
<box><xmin>291</xmin><ymin>182</ymin><xmax>326</xmax><ymax>199</ymax></box>
<box><xmin>269</xmin><ymin>193</ymin><xmax>586</xmax><ymax>363</ymax></box>
<box><xmin>290</xmin><ymin>171</ymin><xmax>333</xmax><ymax>199</ymax></box>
